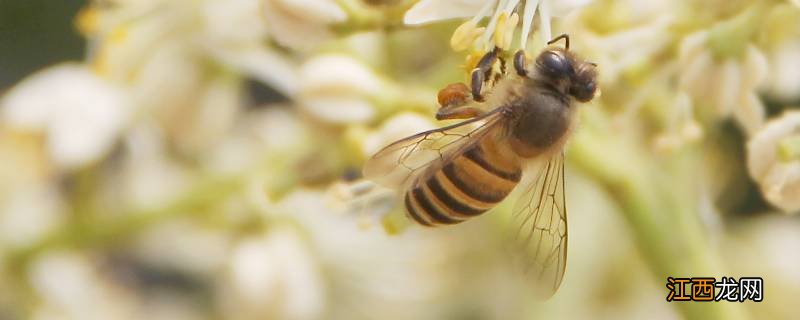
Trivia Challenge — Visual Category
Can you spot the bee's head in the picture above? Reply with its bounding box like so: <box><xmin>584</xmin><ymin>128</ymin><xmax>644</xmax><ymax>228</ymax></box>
<box><xmin>533</xmin><ymin>42</ymin><xmax>598</xmax><ymax>103</ymax></box>
<box><xmin>569</xmin><ymin>59</ymin><xmax>598</xmax><ymax>102</ymax></box>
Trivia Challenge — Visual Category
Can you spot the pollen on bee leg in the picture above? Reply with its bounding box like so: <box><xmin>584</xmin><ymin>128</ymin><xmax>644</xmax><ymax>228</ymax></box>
<box><xmin>437</xmin><ymin>82</ymin><xmax>470</xmax><ymax>108</ymax></box>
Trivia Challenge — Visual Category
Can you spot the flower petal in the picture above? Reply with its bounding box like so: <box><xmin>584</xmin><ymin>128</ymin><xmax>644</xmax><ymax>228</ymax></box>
<box><xmin>1</xmin><ymin>64</ymin><xmax>129</xmax><ymax>170</ymax></box>
<box><xmin>549</xmin><ymin>0</ymin><xmax>593</xmax><ymax>17</ymax></box>
<box><xmin>404</xmin><ymin>0</ymin><xmax>490</xmax><ymax>25</ymax></box>
<box><xmin>273</xmin><ymin>0</ymin><xmax>346</xmax><ymax>24</ymax></box>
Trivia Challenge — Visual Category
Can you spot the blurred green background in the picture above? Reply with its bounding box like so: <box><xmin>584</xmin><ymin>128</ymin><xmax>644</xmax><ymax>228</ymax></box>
<box><xmin>0</xmin><ymin>0</ymin><xmax>85</xmax><ymax>89</ymax></box>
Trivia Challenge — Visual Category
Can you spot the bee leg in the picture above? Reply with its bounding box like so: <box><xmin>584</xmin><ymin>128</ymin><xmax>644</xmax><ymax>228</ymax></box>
<box><xmin>436</xmin><ymin>105</ymin><xmax>484</xmax><ymax>120</ymax></box>
<box><xmin>436</xmin><ymin>82</ymin><xmax>484</xmax><ymax>120</ymax></box>
<box><xmin>470</xmin><ymin>69</ymin><xmax>485</xmax><ymax>102</ymax></box>
<box><xmin>513</xmin><ymin>49</ymin><xmax>528</xmax><ymax>76</ymax></box>
<box><xmin>470</xmin><ymin>48</ymin><xmax>499</xmax><ymax>102</ymax></box>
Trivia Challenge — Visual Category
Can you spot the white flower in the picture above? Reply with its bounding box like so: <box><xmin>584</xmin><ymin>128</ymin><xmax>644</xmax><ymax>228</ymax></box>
<box><xmin>82</xmin><ymin>0</ymin><xmax>299</xmax><ymax>98</ymax></box>
<box><xmin>404</xmin><ymin>0</ymin><xmax>489</xmax><ymax>25</ymax></box>
<box><xmin>764</xmin><ymin>40</ymin><xmax>800</xmax><ymax>102</ymax></box>
<box><xmin>201</xmin><ymin>0</ymin><xmax>300</xmax><ymax>95</ymax></box>
<box><xmin>0</xmin><ymin>185</ymin><xmax>64</xmax><ymax>248</ymax></box>
<box><xmin>133</xmin><ymin>219</ymin><xmax>229</xmax><ymax>276</ymax></box>
<box><xmin>222</xmin><ymin>228</ymin><xmax>325</xmax><ymax>320</ymax></box>
<box><xmin>362</xmin><ymin>112</ymin><xmax>436</xmax><ymax>158</ymax></box>
<box><xmin>274</xmin><ymin>190</ymin><xmax>458</xmax><ymax>318</ymax></box>
<box><xmin>262</xmin><ymin>0</ymin><xmax>347</xmax><ymax>51</ymax></box>
<box><xmin>405</xmin><ymin>0</ymin><xmax>592</xmax><ymax>51</ymax></box>
<box><xmin>297</xmin><ymin>55</ymin><xmax>383</xmax><ymax>124</ymax></box>
<box><xmin>679</xmin><ymin>31</ymin><xmax>768</xmax><ymax>136</ymax></box>
<box><xmin>114</xmin><ymin>124</ymin><xmax>191</xmax><ymax>209</ymax></box>
<box><xmin>29</xmin><ymin>251</ymin><xmax>135</xmax><ymax>320</ymax></box>
<box><xmin>1</xmin><ymin>64</ymin><xmax>129</xmax><ymax>170</ymax></box>
<box><xmin>205</xmin><ymin>106</ymin><xmax>310</xmax><ymax>174</ymax></box>
<box><xmin>203</xmin><ymin>0</ymin><xmax>269</xmax><ymax>44</ymax></box>
<box><xmin>747</xmin><ymin>111</ymin><xmax>800</xmax><ymax>213</ymax></box>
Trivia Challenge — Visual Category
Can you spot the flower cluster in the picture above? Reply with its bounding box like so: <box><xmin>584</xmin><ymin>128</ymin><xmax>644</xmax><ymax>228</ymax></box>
<box><xmin>0</xmin><ymin>0</ymin><xmax>799</xmax><ymax>319</ymax></box>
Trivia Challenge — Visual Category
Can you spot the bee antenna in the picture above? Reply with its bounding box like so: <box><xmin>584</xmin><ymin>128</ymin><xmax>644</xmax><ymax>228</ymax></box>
<box><xmin>547</xmin><ymin>34</ymin><xmax>570</xmax><ymax>50</ymax></box>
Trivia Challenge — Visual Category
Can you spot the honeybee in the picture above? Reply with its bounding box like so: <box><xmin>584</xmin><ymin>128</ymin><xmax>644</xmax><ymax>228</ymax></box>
<box><xmin>363</xmin><ymin>34</ymin><xmax>598</xmax><ymax>296</ymax></box>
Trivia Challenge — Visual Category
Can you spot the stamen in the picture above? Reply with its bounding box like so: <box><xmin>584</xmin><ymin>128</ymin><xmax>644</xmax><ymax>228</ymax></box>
<box><xmin>494</xmin><ymin>12</ymin><xmax>519</xmax><ymax>50</ymax></box>
<box><xmin>452</xmin><ymin>0</ymin><xmax>498</xmax><ymax>51</ymax></box>
<box><xmin>480</xmin><ymin>0</ymin><xmax>509</xmax><ymax>51</ymax></box>
<box><xmin>75</xmin><ymin>6</ymin><xmax>100</xmax><ymax>36</ymax></box>
<box><xmin>451</xmin><ymin>21</ymin><xmax>486</xmax><ymax>51</ymax></box>
<box><xmin>470</xmin><ymin>0</ymin><xmax>497</xmax><ymax>25</ymax></box>
<box><xmin>494</xmin><ymin>13</ymin><xmax>509</xmax><ymax>49</ymax></box>
<box><xmin>502</xmin><ymin>0</ymin><xmax>521</xmax><ymax>13</ymax></box>
<box><xmin>519</xmin><ymin>0</ymin><xmax>540</xmax><ymax>49</ymax></box>
<box><xmin>538</xmin><ymin>0</ymin><xmax>552</xmax><ymax>47</ymax></box>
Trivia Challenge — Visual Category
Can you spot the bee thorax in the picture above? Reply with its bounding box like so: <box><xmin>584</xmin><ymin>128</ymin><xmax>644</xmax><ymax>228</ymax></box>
<box><xmin>508</xmin><ymin>91</ymin><xmax>572</xmax><ymax>158</ymax></box>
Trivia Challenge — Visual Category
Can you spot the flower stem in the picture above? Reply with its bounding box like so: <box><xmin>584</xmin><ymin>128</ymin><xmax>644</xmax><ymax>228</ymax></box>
<box><xmin>5</xmin><ymin>174</ymin><xmax>246</xmax><ymax>271</ymax></box>
<box><xmin>569</xmin><ymin>109</ymin><xmax>747</xmax><ymax>319</ymax></box>
<box><xmin>707</xmin><ymin>2</ymin><xmax>768</xmax><ymax>60</ymax></box>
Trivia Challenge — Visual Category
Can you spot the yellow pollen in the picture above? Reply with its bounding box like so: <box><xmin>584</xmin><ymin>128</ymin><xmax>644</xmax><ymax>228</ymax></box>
<box><xmin>462</xmin><ymin>51</ymin><xmax>484</xmax><ymax>74</ymax></box>
<box><xmin>109</xmin><ymin>25</ymin><xmax>129</xmax><ymax>44</ymax></box>
<box><xmin>75</xmin><ymin>7</ymin><xmax>100</xmax><ymax>36</ymax></box>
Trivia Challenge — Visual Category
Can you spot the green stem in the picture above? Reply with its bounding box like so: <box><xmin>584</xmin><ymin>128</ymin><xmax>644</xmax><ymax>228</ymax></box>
<box><xmin>569</xmin><ymin>109</ymin><xmax>746</xmax><ymax>320</ymax></box>
<box><xmin>707</xmin><ymin>2</ymin><xmax>768</xmax><ymax>60</ymax></box>
<box><xmin>334</xmin><ymin>0</ymin><xmax>416</xmax><ymax>34</ymax></box>
<box><xmin>5</xmin><ymin>174</ymin><xmax>245</xmax><ymax>270</ymax></box>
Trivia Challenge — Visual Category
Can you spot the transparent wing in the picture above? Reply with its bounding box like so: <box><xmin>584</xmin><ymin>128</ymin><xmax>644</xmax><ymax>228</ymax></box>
<box><xmin>363</xmin><ymin>108</ymin><xmax>504</xmax><ymax>189</ymax></box>
<box><xmin>511</xmin><ymin>151</ymin><xmax>568</xmax><ymax>298</ymax></box>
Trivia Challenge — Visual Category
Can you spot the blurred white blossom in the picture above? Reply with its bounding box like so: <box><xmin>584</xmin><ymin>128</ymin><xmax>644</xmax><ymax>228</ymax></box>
<box><xmin>1</xmin><ymin>64</ymin><xmax>129</xmax><ymax>170</ymax></box>
<box><xmin>222</xmin><ymin>227</ymin><xmax>324</xmax><ymax>320</ymax></box>
<box><xmin>764</xmin><ymin>40</ymin><xmax>800</xmax><ymax>101</ymax></box>
<box><xmin>679</xmin><ymin>31</ymin><xmax>768</xmax><ymax>136</ymax></box>
<box><xmin>747</xmin><ymin>111</ymin><xmax>800</xmax><ymax>213</ymax></box>
<box><xmin>1</xmin><ymin>0</ymin><xmax>799</xmax><ymax>319</ymax></box>
<box><xmin>29</xmin><ymin>251</ymin><xmax>136</xmax><ymax>320</ymax></box>
<box><xmin>276</xmin><ymin>190</ymin><xmax>463</xmax><ymax>320</ymax></box>
<box><xmin>361</xmin><ymin>112</ymin><xmax>436</xmax><ymax>157</ymax></box>
<box><xmin>0</xmin><ymin>185</ymin><xmax>64</xmax><ymax>248</ymax></box>
<box><xmin>406</xmin><ymin>0</ymin><xmax>592</xmax><ymax>50</ymax></box>
<box><xmin>298</xmin><ymin>55</ymin><xmax>383</xmax><ymax>124</ymax></box>
<box><xmin>114</xmin><ymin>124</ymin><xmax>190</xmax><ymax>209</ymax></box>
<box><xmin>262</xmin><ymin>0</ymin><xmax>347</xmax><ymax>51</ymax></box>
<box><xmin>133</xmin><ymin>219</ymin><xmax>229</xmax><ymax>276</ymax></box>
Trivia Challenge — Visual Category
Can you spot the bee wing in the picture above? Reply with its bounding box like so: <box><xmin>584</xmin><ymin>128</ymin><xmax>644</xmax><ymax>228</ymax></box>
<box><xmin>511</xmin><ymin>151</ymin><xmax>568</xmax><ymax>298</ymax></box>
<box><xmin>363</xmin><ymin>108</ymin><xmax>505</xmax><ymax>189</ymax></box>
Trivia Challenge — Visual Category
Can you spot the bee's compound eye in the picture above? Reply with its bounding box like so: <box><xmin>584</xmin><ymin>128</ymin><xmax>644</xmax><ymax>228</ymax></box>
<box><xmin>539</xmin><ymin>51</ymin><xmax>569</xmax><ymax>75</ymax></box>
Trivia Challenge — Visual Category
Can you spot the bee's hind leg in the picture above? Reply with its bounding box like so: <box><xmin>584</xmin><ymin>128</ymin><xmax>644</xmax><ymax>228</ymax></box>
<box><xmin>470</xmin><ymin>48</ymin><xmax>500</xmax><ymax>102</ymax></box>
<box><xmin>436</xmin><ymin>105</ymin><xmax>484</xmax><ymax>120</ymax></box>
<box><xmin>436</xmin><ymin>82</ymin><xmax>484</xmax><ymax>120</ymax></box>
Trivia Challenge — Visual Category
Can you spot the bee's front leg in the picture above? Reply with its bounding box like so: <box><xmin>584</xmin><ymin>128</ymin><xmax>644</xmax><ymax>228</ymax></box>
<box><xmin>513</xmin><ymin>49</ymin><xmax>528</xmax><ymax>76</ymax></box>
<box><xmin>470</xmin><ymin>48</ymin><xmax>500</xmax><ymax>102</ymax></box>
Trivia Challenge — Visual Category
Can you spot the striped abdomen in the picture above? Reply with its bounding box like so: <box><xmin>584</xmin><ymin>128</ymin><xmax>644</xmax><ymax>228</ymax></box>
<box><xmin>404</xmin><ymin>137</ymin><xmax>521</xmax><ymax>226</ymax></box>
